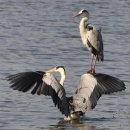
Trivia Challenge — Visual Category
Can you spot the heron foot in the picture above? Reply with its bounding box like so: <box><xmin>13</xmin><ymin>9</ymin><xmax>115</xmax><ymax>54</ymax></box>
<box><xmin>64</xmin><ymin>115</ymin><xmax>71</xmax><ymax>121</ymax></box>
<box><xmin>87</xmin><ymin>68</ymin><xmax>95</xmax><ymax>74</ymax></box>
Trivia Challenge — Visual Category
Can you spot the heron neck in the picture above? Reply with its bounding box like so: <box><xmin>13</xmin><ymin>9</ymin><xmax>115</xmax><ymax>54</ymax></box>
<box><xmin>79</xmin><ymin>17</ymin><xmax>88</xmax><ymax>40</ymax></box>
<box><xmin>58</xmin><ymin>70</ymin><xmax>66</xmax><ymax>86</ymax></box>
<box><xmin>60</xmin><ymin>73</ymin><xmax>65</xmax><ymax>86</ymax></box>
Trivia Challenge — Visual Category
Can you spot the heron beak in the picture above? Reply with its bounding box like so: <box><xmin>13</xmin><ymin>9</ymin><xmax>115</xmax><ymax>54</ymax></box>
<box><xmin>74</xmin><ymin>13</ymin><xmax>81</xmax><ymax>17</ymax></box>
<box><xmin>46</xmin><ymin>67</ymin><xmax>56</xmax><ymax>73</ymax></box>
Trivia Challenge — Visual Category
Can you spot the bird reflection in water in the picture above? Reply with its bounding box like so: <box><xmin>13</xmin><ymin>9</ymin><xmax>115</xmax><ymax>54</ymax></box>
<box><xmin>37</xmin><ymin>119</ymin><xmax>95</xmax><ymax>130</ymax></box>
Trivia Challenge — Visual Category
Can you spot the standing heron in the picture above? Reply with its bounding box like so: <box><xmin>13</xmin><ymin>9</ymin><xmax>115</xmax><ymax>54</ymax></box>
<box><xmin>74</xmin><ymin>9</ymin><xmax>104</xmax><ymax>73</ymax></box>
<box><xmin>7</xmin><ymin>66</ymin><xmax>125</xmax><ymax>120</ymax></box>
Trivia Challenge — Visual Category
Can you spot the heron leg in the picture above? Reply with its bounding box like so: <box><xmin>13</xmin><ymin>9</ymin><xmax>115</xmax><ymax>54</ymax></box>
<box><xmin>93</xmin><ymin>55</ymin><xmax>97</xmax><ymax>71</ymax></box>
<box><xmin>88</xmin><ymin>54</ymin><xmax>95</xmax><ymax>73</ymax></box>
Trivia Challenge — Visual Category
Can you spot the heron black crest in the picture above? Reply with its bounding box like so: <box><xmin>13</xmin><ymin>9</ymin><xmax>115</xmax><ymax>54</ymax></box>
<box><xmin>82</xmin><ymin>9</ymin><xmax>88</xmax><ymax>13</ymax></box>
<box><xmin>56</xmin><ymin>66</ymin><xmax>64</xmax><ymax>69</ymax></box>
<box><xmin>56</xmin><ymin>66</ymin><xmax>65</xmax><ymax>71</ymax></box>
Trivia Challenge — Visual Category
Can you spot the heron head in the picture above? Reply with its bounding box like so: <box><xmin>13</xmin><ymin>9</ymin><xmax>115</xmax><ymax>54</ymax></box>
<box><xmin>56</xmin><ymin>66</ymin><xmax>66</xmax><ymax>75</ymax></box>
<box><xmin>74</xmin><ymin>9</ymin><xmax>89</xmax><ymax>19</ymax></box>
<box><xmin>47</xmin><ymin>66</ymin><xmax>66</xmax><ymax>75</ymax></box>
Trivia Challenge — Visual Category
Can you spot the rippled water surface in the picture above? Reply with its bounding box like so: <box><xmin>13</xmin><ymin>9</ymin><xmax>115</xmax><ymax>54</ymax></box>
<box><xmin>0</xmin><ymin>0</ymin><xmax>130</xmax><ymax>130</ymax></box>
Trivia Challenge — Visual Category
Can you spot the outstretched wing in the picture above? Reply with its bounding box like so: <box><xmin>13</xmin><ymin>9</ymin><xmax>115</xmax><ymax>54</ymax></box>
<box><xmin>7</xmin><ymin>71</ymin><xmax>70</xmax><ymax>116</ymax></box>
<box><xmin>72</xmin><ymin>73</ymin><xmax>125</xmax><ymax>113</ymax></box>
<box><xmin>86</xmin><ymin>24</ymin><xmax>104</xmax><ymax>61</ymax></box>
<box><xmin>94</xmin><ymin>73</ymin><xmax>125</xmax><ymax>94</ymax></box>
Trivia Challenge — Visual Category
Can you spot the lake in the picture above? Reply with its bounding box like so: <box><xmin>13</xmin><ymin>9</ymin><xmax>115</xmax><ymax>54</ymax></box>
<box><xmin>0</xmin><ymin>0</ymin><xmax>130</xmax><ymax>129</ymax></box>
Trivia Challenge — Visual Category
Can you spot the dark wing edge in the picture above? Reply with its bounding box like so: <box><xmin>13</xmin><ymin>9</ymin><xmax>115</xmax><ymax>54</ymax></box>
<box><xmin>94</xmin><ymin>73</ymin><xmax>125</xmax><ymax>94</ymax></box>
<box><xmin>6</xmin><ymin>71</ymin><xmax>70</xmax><ymax>116</ymax></box>
<box><xmin>97</xmin><ymin>28</ymin><xmax>104</xmax><ymax>61</ymax></box>
<box><xmin>6</xmin><ymin>71</ymin><xmax>44</xmax><ymax>93</ymax></box>
<box><xmin>90</xmin><ymin>73</ymin><xmax>125</xmax><ymax>109</ymax></box>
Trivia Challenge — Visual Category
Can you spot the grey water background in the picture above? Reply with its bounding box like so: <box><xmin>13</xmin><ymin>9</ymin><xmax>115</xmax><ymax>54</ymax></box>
<box><xmin>0</xmin><ymin>0</ymin><xmax>130</xmax><ymax>129</ymax></box>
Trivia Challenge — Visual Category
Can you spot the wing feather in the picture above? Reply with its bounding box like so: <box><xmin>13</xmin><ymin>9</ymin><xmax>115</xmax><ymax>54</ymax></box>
<box><xmin>86</xmin><ymin>25</ymin><xmax>104</xmax><ymax>61</ymax></box>
<box><xmin>72</xmin><ymin>73</ymin><xmax>125</xmax><ymax>113</ymax></box>
<box><xmin>95</xmin><ymin>73</ymin><xmax>125</xmax><ymax>93</ymax></box>
<box><xmin>7</xmin><ymin>71</ymin><xmax>70</xmax><ymax>116</ymax></box>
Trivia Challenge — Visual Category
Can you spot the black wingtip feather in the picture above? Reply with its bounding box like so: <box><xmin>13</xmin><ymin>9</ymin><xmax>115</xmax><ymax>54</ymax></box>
<box><xmin>94</xmin><ymin>73</ymin><xmax>126</xmax><ymax>93</ymax></box>
<box><xmin>7</xmin><ymin>71</ymin><xmax>70</xmax><ymax>117</ymax></box>
<box><xmin>7</xmin><ymin>71</ymin><xmax>45</xmax><ymax>92</ymax></box>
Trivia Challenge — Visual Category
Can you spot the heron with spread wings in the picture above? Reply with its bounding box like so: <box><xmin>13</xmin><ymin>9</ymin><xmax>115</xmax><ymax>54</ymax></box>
<box><xmin>7</xmin><ymin>66</ymin><xmax>125</xmax><ymax>120</ymax></box>
<box><xmin>74</xmin><ymin>9</ymin><xmax>104</xmax><ymax>73</ymax></box>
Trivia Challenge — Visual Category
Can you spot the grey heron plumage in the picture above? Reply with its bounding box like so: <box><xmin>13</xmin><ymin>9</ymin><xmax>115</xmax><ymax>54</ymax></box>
<box><xmin>7</xmin><ymin>66</ymin><xmax>125</xmax><ymax>120</ymax></box>
<box><xmin>74</xmin><ymin>9</ymin><xmax>104</xmax><ymax>73</ymax></box>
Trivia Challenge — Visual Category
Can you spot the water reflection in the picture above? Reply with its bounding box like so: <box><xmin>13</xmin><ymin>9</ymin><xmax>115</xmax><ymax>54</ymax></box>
<box><xmin>38</xmin><ymin>119</ymin><xmax>95</xmax><ymax>130</ymax></box>
<box><xmin>0</xmin><ymin>0</ymin><xmax>130</xmax><ymax>129</ymax></box>
<box><xmin>37</xmin><ymin>117</ymin><xmax>114</xmax><ymax>130</ymax></box>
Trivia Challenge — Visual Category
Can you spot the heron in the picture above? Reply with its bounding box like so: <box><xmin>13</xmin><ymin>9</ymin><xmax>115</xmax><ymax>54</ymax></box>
<box><xmin>7</xmin><ymin>66</ymin><xmax>125</xmax><ymax>120</ymax></box>
<box><xmin>74</xmin><ymin>9</ymin><xmax>104</xmax><ymax>73</ymax></box>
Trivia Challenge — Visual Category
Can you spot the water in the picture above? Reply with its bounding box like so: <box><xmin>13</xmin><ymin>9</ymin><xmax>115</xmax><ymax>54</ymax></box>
<box><xmin>0</xmin><ymin>0</ymin><xmax>130</xmax><ymax>129</ymax></box>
